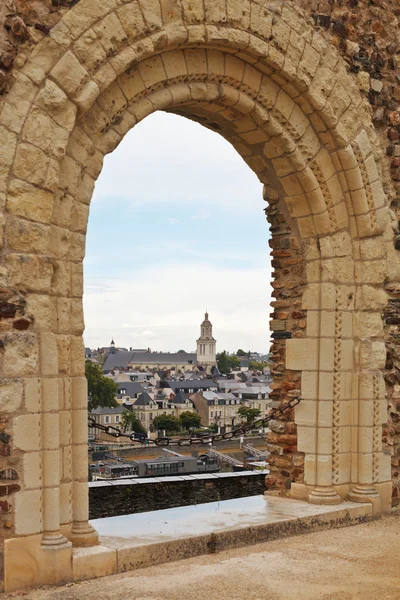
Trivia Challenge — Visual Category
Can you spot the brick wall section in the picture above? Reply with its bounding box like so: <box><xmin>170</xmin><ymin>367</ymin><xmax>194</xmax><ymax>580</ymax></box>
<box><xmin>264</xmin><ymin>192</ymin><xmax>306</xmax><ymax>492</ymax></box>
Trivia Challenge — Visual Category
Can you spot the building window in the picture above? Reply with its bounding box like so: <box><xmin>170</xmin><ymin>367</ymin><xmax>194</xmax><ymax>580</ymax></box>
<box><xmin>149</xmin><ymin>413</ymin><xmax>153</xmax><ymax>421</ymax></box>
<box><xmin>115</xmin><ymin>415</ymin><xmax>120</xmax><ymax>423</ymax></box>
<box><xmin>104</xmin><ymin>416</ymin><xmax>110</xmax><ymax>424</ymax></box>
<box><xmin>210</xmin><ymin>411</ymin><xmax>214</xmax><ymax>417</ymax></box>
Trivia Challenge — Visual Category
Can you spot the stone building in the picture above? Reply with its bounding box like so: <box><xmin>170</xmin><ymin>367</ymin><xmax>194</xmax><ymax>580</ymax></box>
<box><xmin>0</xmin><ymin>0</ymin><xmax>400</xmax><ymax>592</ymax></box>
<box><xmin>125</xmin><ymin>389</ymin><xmax>194</xmax><ymax>432</ymax></box>
<box><xmin>196</xmin><ymin>312</ymin><xmax>217</xmax><ymax>371</ymax></box>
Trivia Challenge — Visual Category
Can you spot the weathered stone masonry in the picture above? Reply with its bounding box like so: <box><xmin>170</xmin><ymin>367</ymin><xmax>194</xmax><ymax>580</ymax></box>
<box><xmin>0</xmin><ymin>0</ymin><xmax>398</xmax><ymax>592</ymax></box>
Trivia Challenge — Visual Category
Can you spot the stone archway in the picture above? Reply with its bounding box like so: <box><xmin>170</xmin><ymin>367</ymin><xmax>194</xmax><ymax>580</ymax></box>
<box><xmin>0</xmin><ymin>0</ymin><xmax>395</xmax><ymax>591</ymax></box>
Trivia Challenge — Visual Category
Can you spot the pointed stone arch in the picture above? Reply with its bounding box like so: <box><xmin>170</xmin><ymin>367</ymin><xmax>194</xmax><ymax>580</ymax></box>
<box><xmin>0</xmin><ymin>0</ymin><xmax>395</xmax><ymax>591</ymax></box>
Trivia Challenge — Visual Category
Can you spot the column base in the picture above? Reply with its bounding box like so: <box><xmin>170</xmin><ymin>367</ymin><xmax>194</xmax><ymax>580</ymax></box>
<box><xmin>41</xmin><ymin>531</ymin><xmax>71</xmax><ymax>548</ymax></box>
<box><xmin>70</xmin><ymin>521</ymin><xmax>99</xmax><ymax>547</ymax></box>
<box><xmin>308</xmin><ymin>486</ymin><xmax>342</xmax><ymax>505</ymax></box>
<box><xmin>348</xmin><ymin>485</ymin><xmax>382</xmax><ymax>516</ymax></box>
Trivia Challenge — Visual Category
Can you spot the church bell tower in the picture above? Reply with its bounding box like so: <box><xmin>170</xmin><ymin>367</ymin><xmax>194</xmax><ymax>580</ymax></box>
<box><xmin>196</xmin><ymin>312</ymin><xmax>217</xmax><ymax>372</ymax></box>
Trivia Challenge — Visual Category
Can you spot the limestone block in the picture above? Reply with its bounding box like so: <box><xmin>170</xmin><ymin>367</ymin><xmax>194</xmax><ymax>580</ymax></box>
<box><xmin>43</xmin><ymin>450</ymin><xmax>61</xmax><ymax>487</ymax></box>
<box><xmin>117</xmin><ymin>2</ymin><xmax>146</xmax><ymax>40</ymax></box>
<box><xmin>57</xmin><ymin>335</ymin><xmax>71</xmax><ymax>375</ymax></box>
<box><xmin>27</xmin><ymin>294</ymin><xmax>57</xmax><ymax>332</ymax></box>
<box><xmin>73</xmin><ymin>546</ymin><xmax>117</xmax><ymax>582</ymax></box>
<box><xmin>72</xmin><ymin>481</ymin><xmax>89</xmax><ymax>520</ymax></box>
<box><xmin>339</xmin><ymin>401</ymin><xmax>353</xmax><ymax>428</ymax></box>
<box><xmin>24</xmin><ymin>378</ymin><xmax>41</xmax><ymax>413</ymax></box>
<box><xmin>358</xmin><ymin>452</ymin><xmax>373</xmax><ymax>485</ymax></box>
<box><xmin>287</xmin><ymin>339</ymin><xmax>319</xmax><ymax>371</ymax></box>
<box><xmin>304</xmin><ymin>453</ymin><xmax>316</xmax><ymax>486</ymax></box>
<box><xmin>60</xmin><ymin>482</ymin><xmax>73</xmax><ymax>524</ymax></box>
<box><xmin>62</xmin><ymin>447</ymin><xmax>73</xmax><ymax>481</ymax></box>
<box><xmin>355</xmin><ymin>260</ymin><xmax>386</xmax><ymax>285</ymax></box>
<box><xmin>294</xmin><ymin>400</ymin><xmax>316</xmax><ymax>426</ymax></box>
<box><xmin>319</xmin><ymin>372</ymin><xmax>334</xmax><ymax>401</ymax></box>
<box><xmin>69</xmin><ymin>232</ymin><xmax>86</xmax><ymax>262</ymax></box>
<box><xmin>42</xmin><ymin>413</ymin><xmax>59</xmax><ymax>450</ymax></box>
<box><xmin>0</xmin><ymin>126</ymin><xmax>17</xmax><ymax>183</ymax></box>
<box><xmin>72</xmin><ymin>377</ymin><xmax>88</xmax><ymax>410</ymax></box>
<box><xmin>340</xmin><ymin>340</ymin><xmax>354</xmax><ymax>371</ymax></box>
<box><xmin>4</xmin><ymin>534</ymin><xmax>72</xmax><ymax>591</ymax></box>
<box><xmin>72</xmin><ymin>410</ymin><xmax>89</xmax><ymax>445</ymax></box>
<box><xmin>40</xmin><ymin>333</ymin><xmax>59</xmax><ymax>376</ymax></box>
<box><xmin>7</xmin><ymin>180</ymin><xmax>55</xmax><ymax>224</ymax></box>
<box><xmin>93</xmin><ymin>62</ymin><xmax>119</xmax><ymax>93</ymax></box>
<box><xmin>93</xmin><ymin>12</ymin><xmax>127</xmax><ymax>54</ymax></box>
<box><xmin>317</xmin><ymin>427</ymin><xmax>333</xmax><ymax>454</ymax></box>
<box><xmin>73</xmin><ymin>28</ymin><xmax>107</xmax><ymax>72</ymax></box>
<box><xmin>59</xmin><ymin>411</ymin><xmax>72</xmax><ymax>447</ymax></box>
<box><xmin>23</xmin><ymin>107</ymin><xmax>69</xmax><ymax>158</ymax></box>
<box><xmin>13</xmin><ymin>143</ymin><xmax>49</xmax><ymax>187</ymax></box>
<box><xmin>138</xmin><ymin>55</ymin><xmax>166</xmax><ymax>88</ymax></box>
<box><xmin>0</xmin><ymin>73</ymin><xmax>38</xmax><ymax>133</ymax></box>
<box><xmin>138</xmin><ymin>0</ymin><xmax>163</xmax><ymax>30</ymax></box>
<box><xmin>371</xmin><ymin>341</ymin><xmax>386</xmax><ymax>369</ymax></box>
<box><xmin>42</xmin><ymin>378</ymin><xmax>59</xmax><ymax>412</ymax></box>
<box><xmin>301</xmin><ymin>371</ymin><xmax>318</xmax><ymax>400</ymax></box>
<box><xmin>59</xmin><ymin>156</ymin><xmax>82</xmax><ymax>197</ymax></box>
<box><xmin>3</xmin><ymin>332</ymin><xmax>39</xmax><ymax>377</ymax></box>
<box><xmin>337</xmin><ymin>453</ymin><xmax>351</xmax><ymax>485</ymax></box>
<box><xmin>23</xmin><ymin>451</ymin><xmax>42</xmax><ymax>490</ymax></box>
<box><xmin>378</xmin><ymin>453</ymin><xmax>391</xmax><ymax>484</ymax></box>
<box><xmin>35</xmin><ymin>80</ymin><xmax>77</xmax><ymax>132</ymax></box>
<box><xmin>15</xmin><ymin>490</ymin><xmax>42</xmax><ymax>535</ymax></box>
<box><xmin>72</xmin><ymin>445</ymin><xmax>89</xmax><ymax>479</ymax></box>
<box><xmin>75</xmin><ymin>81</ymin><xmax>101</xmax><ymax>114</ymax></box>
<box><xmin>358</xmin><ymin>427</ymin><xmax>373</xmax><ymax>454</ymax></box>
<box><xmin>70</xmin><ymin>336</ymin><xmax>85</xmax><ymax>377</ymax></box>
<box><xmin>52</xmin><ymin>260</ymin><xmax>71</xmax><ymax>297</ymax></box>
<box><xmin>98</xmin><ymin>81</ymin><xmax>127</xmax><ymax>119</ymax></box>
<box><xmin>297</xmin><ymin>426</ymin><xmax>317</xmax><ymax>454</ymax></box>
<box><xmin>70</xmin><ymin>298</ymin><xmax>85</xmax><ymax>334</ymax></box>
<box><xmin>7</xmin><ymin>217</ymin><xmax>50</xmax><ymax>254</ymax></box>
<box><xmin>13</xmin><ymin>414</ymin><xmax>41</xmax><ymax>451</ymax></box>
<box><xmin>51</xmin><ymin>51</ymin><xmax>89</xmax><ymax>97</ymax></box>
<box><xmin>359</xmin><ymin>400</ymin><xmax>373</xmax><ymax>428</ymax></box>
<box><xmin>0</xmin><ymin>382</ymin><xmax>23</xmax><ymax>412</ymax></box>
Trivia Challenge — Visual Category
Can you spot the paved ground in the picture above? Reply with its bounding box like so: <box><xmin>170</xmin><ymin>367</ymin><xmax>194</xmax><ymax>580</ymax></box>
<box><xmin>5</xmin><ymin>514</ymin><xmax>400</xmax><ymax>600</ymax></box>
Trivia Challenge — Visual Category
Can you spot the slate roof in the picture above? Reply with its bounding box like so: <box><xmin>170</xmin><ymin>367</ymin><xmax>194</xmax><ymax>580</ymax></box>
<box><xmin>90</xmin><ymin>406</ymin><xmax>125</xmax><ymax>415</ymax></box>
<box><xmin>130</xmin><ymin>351</ymin><xmax>197</xmax><ymax>364</ymax></box>
<box><xmin>116</xmin><ymin>381</ymin><xmax>145</xmax><ymax>398</ymax></box>
<box><xmin>167</xmin><ymin>380</ymin><xmax>217</xmax><ymax>391</ymax></box>
<box><xmin>133</xmin><ymin>391</ymin><xmax>153</xmax><ymax>406</ymax></box>
<box><xmin>103</xmin><ymin>351</ymin><xmax>134</xmax><ymax>371</ymax></box>
<box><xmin>172</xmin><ymin>390</ymin><xmax>189</xmax><ymax>404</ymax></box>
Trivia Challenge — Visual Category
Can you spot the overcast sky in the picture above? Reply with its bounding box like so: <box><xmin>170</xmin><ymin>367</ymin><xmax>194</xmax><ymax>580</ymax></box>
<box><xmin>83</xmin><ymin>111</ymin><xmax>272</xmax><ymax>353</ymax></box>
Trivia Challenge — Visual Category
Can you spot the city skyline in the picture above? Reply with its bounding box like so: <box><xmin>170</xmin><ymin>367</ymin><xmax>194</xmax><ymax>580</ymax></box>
<box><xmin>83</xmin><ymin>112</ymin><xmax>272</xmax><ymax>353</ymax></box>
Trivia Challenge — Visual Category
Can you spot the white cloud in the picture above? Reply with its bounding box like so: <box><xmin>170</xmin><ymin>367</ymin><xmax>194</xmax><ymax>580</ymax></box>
<box><xmin>92</xmin><ymin>111</ymin><xmax>264</xmax><ymax>212</ymax></box>
<box><xmin>83</xmin><ymin>262</ymin><xmax>272</xmax><ymax>353</ymax></box>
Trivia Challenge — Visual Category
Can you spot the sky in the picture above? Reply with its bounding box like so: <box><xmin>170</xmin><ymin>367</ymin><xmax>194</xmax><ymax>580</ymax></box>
<box><xmin>83</xmin><ymin>111</ymin><xmax>272</xmax><ymax>354</ymax></box>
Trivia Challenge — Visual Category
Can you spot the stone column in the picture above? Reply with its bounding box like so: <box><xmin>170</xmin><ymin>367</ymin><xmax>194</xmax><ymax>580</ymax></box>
<box><xmin>348</xmin><ymin>366</ymin><xmax>382</xmax><ymax>513</ymax></box>
<box><xmin>40</xmin><ymin>338</ymin><xmax>70</xmax><ymax>549</ymax></box>
<box><xmin>69</xmin><ymin>374</ymin><xmax>98</xmax><ymax>547</ymax></box>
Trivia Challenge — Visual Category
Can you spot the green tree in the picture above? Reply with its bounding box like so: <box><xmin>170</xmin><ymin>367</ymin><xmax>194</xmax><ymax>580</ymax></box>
<box><xmin>179</xmin><ymin>411</ymin><xmax>201</xmax><ymax>430</ymax></box>
<box><xmin>153</xmin><ymin>414</ymin><xmax>181</xmax><ymax>433</ymax></box>
<box><xmin>121</xmin><ymin>410</ymin><xmax>146</xmax><ymax>434</ymax></box>
<box><xmin>237</xmin><ymin>406</ymin><xmax>261</xmax><ymax>424</ymax></box>
<box><xmin>236</xmin><ymin>349</ymin><xmax>246</xmax><ymax>356</ymax></box>
<box><xmin>249</xmin><ymin>361</ymin><xmax>266</xmax><ymax>371</ymax></box>
<box><xmin>217</xmin><ymin>351</ymin><xmax>231</xmax><ymax>374</ymax></box>
<box><xmin>86</xmin><ymin>360</ymin><xmax>118</xmax><ymax>411</ymax></box>
<box><xmin>227</xmin><ymin>355</ymin><xmax>241</xmax><ymax>370</ymax></box>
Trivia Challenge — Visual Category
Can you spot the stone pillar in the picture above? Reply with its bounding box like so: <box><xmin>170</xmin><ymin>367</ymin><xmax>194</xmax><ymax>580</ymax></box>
<box><xmin>40</xmin><ymin>340</ymin><xmax>70</xmax><ymax>549</ymax></box>
<box><xmin>348</xmin><ymin>368</ymin><xmax>382</xmax><ymax>513</ymax></box>
<box><xmin>69</xmin><ymin>375</ymin><xmax>98</xmax><ymax>547</ymax></box>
